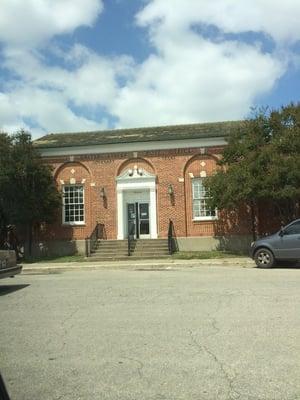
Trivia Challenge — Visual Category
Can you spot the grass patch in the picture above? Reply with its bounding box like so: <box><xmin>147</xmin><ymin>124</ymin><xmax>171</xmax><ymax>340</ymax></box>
<box><xmin>172</xmin><ymin>250</ymin><xmax>245</xmax><ymax>260</ymax></box>
<box><xmin>23</xmin><ymin>254</ymin><xmax>85</xmax><ymax>264</ymax></box>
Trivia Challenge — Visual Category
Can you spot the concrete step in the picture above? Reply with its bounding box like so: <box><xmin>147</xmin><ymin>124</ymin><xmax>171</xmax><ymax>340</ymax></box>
<box><xmin>92</xmin><ymin>251</ymin><xmax>128</xmax><ymax>257</ymax></box>
<box><xmin>133</xmin><ymin>241</ymin><xmax>168</xmax><ymax>245</ymax></box>
<box><xmin>132</xmin><ymin>244</ymin><xmax>168</xmax><ymax>250</ymax></box>
<box><xmin>96</xmin><ymin>242</ymin><xmax>127</xmax><ymax>245</ymax></box>
<box><xmin>95</xmin><ymin>245</ymin><xmax>128</xmax><ymax>251</ymax></box>
<box><xmin>91</xmin><ymin>239</ymin><xmax>169</xmax><ymax>260</ymax></box>
<box><xmin>134</xmin><ymin>247</ymin><xmax>168</xmax><ymax>251</ymax></box>
<box><xmin>129</xmin><ymin>255</ymin><xmax>171</xmax><ymax>260</ymax></box>
<box><xmin>96</xmin><ymin>240</ymin><xmax>167</xmax><ymax>245</ymax></box>
<box><xmin>88</xmin><ymin>255</ymin><xmax>171</xmax><ymax>261</ymax></box>
<box><xmin>132</xmin><ymin>251</ymin><xmax>169</xmax><ymax>255</ymax></box>
<box><xmin>133</xmin><ymin>249</ymin><xmax>169</xmax><ymax>253</ymax></box>
<box><xmin>95</xmin><ymin>242</ymin><xmax>168</xmax><ymax>249</ymax></box>
<box><xmin>134</xmin><ymin>242</ymin><xmax>168</xmax><ymax>246</ymax></box>
<box><xmin>93</xmin><ymin>249</ymin><xmax>169</xmax><ymax>256</ymax></box>
<box><xmin>90</xmin><ymin>257</ymin><xmax>130</xmax><ymax>261</ymax></box>
<box><xmin>137</xmin><ymin>240</ymin><xmax>168</xmax><ymax>244</ymax></box>
<box><xmin>96</xmin><ymin>242</ymin><xmax>127</xmax><ymax>247</ymax></box>
<box><xmin>96</xmin><ymin>240</ymin><xmax>127</xmax><ymax>245</ymax></box>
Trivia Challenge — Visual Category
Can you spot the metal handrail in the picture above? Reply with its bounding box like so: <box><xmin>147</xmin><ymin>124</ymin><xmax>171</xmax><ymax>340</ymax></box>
<box><xmin>127</xmin><ymin>223</ymin><xmax>135</xmax><ymax>256</ymax></box>
<box><xmin>168</xmin><ymin>219</ymin><xmax>178</xmax><ymax>255</ymax></box>
<box><xmin>85</xmin><ymin>223</ymin><xmax>105</xmax><ymax>257</ymax></box>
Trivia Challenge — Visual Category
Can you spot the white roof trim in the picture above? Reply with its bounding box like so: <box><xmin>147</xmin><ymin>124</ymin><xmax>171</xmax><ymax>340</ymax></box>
<box><xmin>39</xmin><ymin>137</ymin><xmax>226</xmax><ymax>157</ymax></box>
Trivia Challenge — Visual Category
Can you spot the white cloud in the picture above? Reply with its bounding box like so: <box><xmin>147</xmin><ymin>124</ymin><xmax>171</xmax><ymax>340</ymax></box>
<box><xmin>1</xmin><ymin>85</ymin><xmax>108</xmax><ymax>135</ymax></box>
<box><xmin>137</xmin><ymin>0</ymin><xmax>300</xmax><ymax>44</ymax></box>
<box><xmin>0</xmin><ymin>0</ymin><xmax>103</xmax><ymax>47</ymax></box>
<box><xmin>112</xmin><ymin>0</ymin><xmax>290</xmax><ymax>127</ymax></box>
<box><xmin>1</xmin><ymin>45</ymin><xmax>134</xmax><ymax>135</ymax></box>
<box><xmin>3</xmin><ymin>45</ymin><xmax>134</xmax><ymax>109</ymax></box>
<box><xmin>0</xmin><ymin>0</ymin><xmax>299</xmax><ymax>137</ymax></box>
<box><xmin>113</xmin><ymin>32</ymin><xmax>284</xmax><ymax>127</ymax></box>
<box><xmin>0</xmin><ymin>0</ymin><xmax>109</xmax><ymax>136</ymax></box>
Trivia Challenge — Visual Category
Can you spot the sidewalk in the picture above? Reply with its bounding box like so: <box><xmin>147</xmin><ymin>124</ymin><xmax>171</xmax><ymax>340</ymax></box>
<box><xmin>22</xmin><ymin>257</ymin><xmax>255</xmax><ymax>274</ymax></box>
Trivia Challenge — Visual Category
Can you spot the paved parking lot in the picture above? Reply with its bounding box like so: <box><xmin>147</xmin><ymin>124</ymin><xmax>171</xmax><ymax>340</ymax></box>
<box><xmin>1</xmin><ymin>265</ymin><xmax>299</xmax><ymax>400</ymax></box>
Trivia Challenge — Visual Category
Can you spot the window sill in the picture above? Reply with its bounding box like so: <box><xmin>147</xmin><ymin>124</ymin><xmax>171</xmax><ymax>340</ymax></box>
<box><xmin>193</xmin><ymin>217</ymin><xmax>218</xmax><ymax>222</ymax></box>
<box><xmin>62</xmin><ymin>223</ymin><xmax>86</xmax><ymax>227</ymax></box>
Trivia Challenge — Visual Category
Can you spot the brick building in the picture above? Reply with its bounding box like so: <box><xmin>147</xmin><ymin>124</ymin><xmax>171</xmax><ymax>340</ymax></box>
<box><xmin>34</xmin><ymin>121</ymin><xmax>252</xmax><ymax>257</ymax></box>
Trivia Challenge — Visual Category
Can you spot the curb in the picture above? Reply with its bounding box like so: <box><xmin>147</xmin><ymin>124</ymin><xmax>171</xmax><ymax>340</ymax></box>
<box><xmin>21</xmin><ymin>258</ymin><xmax>255</xmax><ymax>274</ymax></box>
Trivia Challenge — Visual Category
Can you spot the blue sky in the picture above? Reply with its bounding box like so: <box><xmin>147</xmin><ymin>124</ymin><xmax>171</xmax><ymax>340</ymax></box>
<box><xmin>0</xmin><ymin>0</ymin><xmax>299</xmax><ymax>138</ymax></box>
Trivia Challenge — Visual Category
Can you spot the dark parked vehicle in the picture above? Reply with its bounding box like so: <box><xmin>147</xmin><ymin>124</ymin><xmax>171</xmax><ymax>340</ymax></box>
<box><xmin>250</xmin><ymin>219</ymin><xmax>300</xmax><ymax>268</ymax></box>
<box><xmin>0</xmin><ymin>250</ymin><xmax>22</xmax><ymax>279</ymax></box>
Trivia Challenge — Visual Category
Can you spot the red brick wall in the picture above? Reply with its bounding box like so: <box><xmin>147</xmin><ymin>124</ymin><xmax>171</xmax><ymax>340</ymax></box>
<box><xmin>38</xmin><ymin>146</ymin><xmax>253</xmax><ymax>241</ymax></box>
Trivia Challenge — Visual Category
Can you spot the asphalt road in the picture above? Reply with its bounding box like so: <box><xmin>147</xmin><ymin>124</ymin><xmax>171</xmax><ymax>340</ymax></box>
<box><xmin>0</xmin><ymin>265</ymin><xmax>299</xmax><ymax>400</ymax></box>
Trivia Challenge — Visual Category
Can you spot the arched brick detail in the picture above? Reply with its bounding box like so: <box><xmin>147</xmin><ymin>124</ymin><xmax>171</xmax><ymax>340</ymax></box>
<box><xmin>116</xmin><ymin>157</ymin><xmax>155</xmax><ymax>177</ymax></box>
<box><xmin>53</xmin><ymin>162</ymin><xmax>94</xmax><ymax>241</ymax></box>
<box><xmin>183</xmin><ymin>153</ymin><xmax>220</xmax><ymax>176</ymax></box>
<box><xmin>184</xmin><ymin>154</ymin><xmax>218</xmax><ymax>237</ymax></box>
<box><xmin>54</xmin><ymin>161</ymin><xmax>92</xmax><ymax>181</ymax></box>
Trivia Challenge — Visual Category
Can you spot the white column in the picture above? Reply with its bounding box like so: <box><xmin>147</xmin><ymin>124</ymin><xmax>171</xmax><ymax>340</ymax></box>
<box><xmin>117</xmin><ymin>189</ymin><xmax>124</xmax><ymax>240</ymax></box>
<box><xmin>149</xmin><ymin>187</ymin><xmax>158</xmax><ymax>239</ymax></box>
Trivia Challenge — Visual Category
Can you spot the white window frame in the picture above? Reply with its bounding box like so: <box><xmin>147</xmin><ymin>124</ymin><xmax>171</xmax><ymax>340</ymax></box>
<box><xmin>62</xmin><ymin>185</ymin><xmax>85</xmax><ymax>225</ymax></box>
<box><xmin>192</xmin><ymin>178</ymin><xmax>217</xmax><ymax>221</ymax></box>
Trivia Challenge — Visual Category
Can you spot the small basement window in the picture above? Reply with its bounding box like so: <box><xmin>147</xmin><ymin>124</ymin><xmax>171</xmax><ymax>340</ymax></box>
<box><xmin>63</xmin><ymin>185</ymin><xmax>84</xmax><ymax>225</ymax></box>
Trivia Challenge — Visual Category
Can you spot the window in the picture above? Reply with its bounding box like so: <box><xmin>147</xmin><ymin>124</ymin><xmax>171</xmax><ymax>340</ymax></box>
<box><xmin>63</xmin><ymin>185</ymin><xmax>84</xmax><ymax>224</ymax></box>
<box><xmin>284</xmin><ymin>221</ymin><xmax>300</xmax><ymax>235</ymax></box>
<box><xmin>192</xmin><ymin>178</ymin><xmax>216</xmax><ymax>220</ymax></box>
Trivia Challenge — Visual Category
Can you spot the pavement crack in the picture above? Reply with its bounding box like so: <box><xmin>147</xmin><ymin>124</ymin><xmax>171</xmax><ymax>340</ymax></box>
<box><xmin>122</xmin><ymin>356</ymin><xmax>151</xmax><ymax>386</ymax></box>
<box><xmin>210</xmin><ymin>316</ymin><xmax>220</xmax><ymax>336</ymax></box>
<box><xmin>61</xmin><ymin>306</ymin><xmax>80</xmax><ymax>328</ymax></box>
<box><xmin>58</xmin><ymin>306</ymin><xmax>80</xmax><ymax>352</ymax></box>
<box><xmin>46</xmin><ymin>306</ymin><xmax>80</xmax><ymax>359</ymax></box>
<box><xmin>188</xmin><ymin>330</ymin><xmax>241</xmax><ymax>400</ymax></box>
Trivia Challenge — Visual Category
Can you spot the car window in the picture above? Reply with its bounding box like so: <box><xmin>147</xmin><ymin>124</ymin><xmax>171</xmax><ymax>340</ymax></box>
<box><xmin>284</xmin><ymin>221</ymin><xmax>300</xmax><ymax>235</ymax></box>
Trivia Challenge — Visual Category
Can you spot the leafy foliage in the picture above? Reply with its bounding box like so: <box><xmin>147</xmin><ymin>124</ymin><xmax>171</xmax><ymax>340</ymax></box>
<box><xmin>206</xmin><ymin>104</ymin><xmax>300</xmax><ymax>230</ymax></box>
<box><xmin>0</xmin><ymin>130</ymin><xmax>61</xmax><ymax>253</ymax></box>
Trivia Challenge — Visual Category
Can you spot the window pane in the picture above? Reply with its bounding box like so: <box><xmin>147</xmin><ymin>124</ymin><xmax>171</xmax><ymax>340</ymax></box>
<box><xmin>284</xmin><ymin>221</ymin><xmax>300</xmax><ymax>235</ymax></box>
<box><xmin>63</xmin><ymin>185</ymin><xmax>84</xmax><ymax>223</ymax></box>
<box><xmin>192</xmin><ymin>178</ymin><xmax>216</xmax><ymax>219</ymax></box>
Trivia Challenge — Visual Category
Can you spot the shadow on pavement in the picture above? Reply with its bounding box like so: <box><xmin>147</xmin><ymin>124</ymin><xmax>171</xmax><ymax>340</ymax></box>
<box><xmin>273</xmin><ymin>260</ymin><xmax>300</xmax><ymax>269</ymax></box>
<box><xmin>0</xmin><ymin>284</ymin><xmax>30</xmax><ymax>296</ymax></box>
<box><xmin>0</xmin><ymin>373</ymin><xmax>11</xmax><ymax>400</ymax></box>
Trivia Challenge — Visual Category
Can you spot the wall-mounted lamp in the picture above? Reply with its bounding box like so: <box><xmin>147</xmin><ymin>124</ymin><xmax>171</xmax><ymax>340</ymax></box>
<box><xmin>100</xmin><ymin>187</ymin><xmax>106</xmax><ymax>198</ymax></box>
<box><xmin>168</xmin><ymin>184</ymin><xmax>174</xmax><ymax>196</ymax></box>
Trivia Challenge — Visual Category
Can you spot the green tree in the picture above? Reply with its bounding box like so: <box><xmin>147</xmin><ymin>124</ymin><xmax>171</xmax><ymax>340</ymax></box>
<box><xmin>206</xmin><ymin>104</ymin><xmax>300</xmax><ymax>240</ymax></box>
<box><xmin>0</xmin><ymin>130</ymin><xmax>61</xmax><ymax>255</ymax></box>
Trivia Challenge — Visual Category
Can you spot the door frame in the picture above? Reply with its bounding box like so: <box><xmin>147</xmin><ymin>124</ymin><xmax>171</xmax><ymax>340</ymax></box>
<box><xmin>116</xmin><ymin>168</ymin><xmax>157</xmax><ymax>240</ymax></box>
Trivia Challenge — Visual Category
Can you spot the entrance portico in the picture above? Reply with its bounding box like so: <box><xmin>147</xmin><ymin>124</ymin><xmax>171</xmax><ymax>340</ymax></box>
<box><xmin>116</xmin><ymin>167</ymin><xmax>157</xmax><ymax>240</ymax></box>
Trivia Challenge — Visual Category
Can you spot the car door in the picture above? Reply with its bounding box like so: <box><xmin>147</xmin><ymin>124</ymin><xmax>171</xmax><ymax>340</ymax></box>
<box><xmin>277</xmin><ymin>220</ymin><xmax>300</xmax><ymax>259</ymax></box>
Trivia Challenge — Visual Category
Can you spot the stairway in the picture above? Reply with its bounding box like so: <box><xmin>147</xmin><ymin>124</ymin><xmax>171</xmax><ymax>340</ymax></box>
<box><xmin>89</xmin><ymin>239</ymin><xmax>170</xmax><ymax>261</ymax></box>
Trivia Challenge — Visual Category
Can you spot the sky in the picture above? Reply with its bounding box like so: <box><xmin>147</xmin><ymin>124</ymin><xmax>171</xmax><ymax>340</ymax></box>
<box><xmin>0</xmin><ymin>0</ymin><xmax>300</xmax><ymax>139</ymax></box>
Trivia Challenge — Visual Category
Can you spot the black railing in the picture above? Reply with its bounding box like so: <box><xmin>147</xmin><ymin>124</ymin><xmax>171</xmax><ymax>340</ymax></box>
<box><xmin>127</xmin><ymin>223</ymin><xmax>135</xmax><ymax>256</ymax></box>
<box><xmin>85</xmin><ymin>223</ymin><xmax>105</xmax><ymax>257</ymax></box>
<box><xmin>168</xmin><ymin>219</ymin><xmax>178</xmax><ymax>255</ymax></box>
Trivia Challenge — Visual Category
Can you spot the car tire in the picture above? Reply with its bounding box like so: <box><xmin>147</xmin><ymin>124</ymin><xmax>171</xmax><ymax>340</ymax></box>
<box><xmin>254</xmin><ymin>248</ymin><xmax>275</xmax><ymax>268</ymax></box>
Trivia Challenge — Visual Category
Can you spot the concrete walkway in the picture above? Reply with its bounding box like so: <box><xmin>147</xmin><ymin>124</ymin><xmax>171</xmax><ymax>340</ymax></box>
<box><xmin>22</xmin><ymin>257</ymin><xmax>255</xmax><ymax>273</ymax></box>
